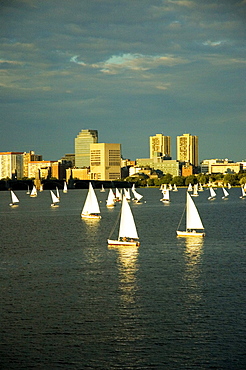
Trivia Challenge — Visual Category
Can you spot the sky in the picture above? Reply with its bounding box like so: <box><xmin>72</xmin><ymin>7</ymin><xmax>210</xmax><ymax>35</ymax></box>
<box><xmin>1</xmin><ymin>0</ymin><xmax>245</xmax><ymax>162</ymax></box>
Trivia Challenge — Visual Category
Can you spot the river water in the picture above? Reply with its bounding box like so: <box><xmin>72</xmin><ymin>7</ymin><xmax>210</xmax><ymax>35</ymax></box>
<box><xmin>0</xmin><ymin>187</ymin><xmax>245</xmax><ymax>369</ymax></box>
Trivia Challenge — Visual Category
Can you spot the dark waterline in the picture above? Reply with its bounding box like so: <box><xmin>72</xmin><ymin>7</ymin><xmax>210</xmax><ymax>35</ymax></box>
<box><xmin>0</xmin><ymin>188</ymin><xmax>245</xmax><ymax>369</ymax></box>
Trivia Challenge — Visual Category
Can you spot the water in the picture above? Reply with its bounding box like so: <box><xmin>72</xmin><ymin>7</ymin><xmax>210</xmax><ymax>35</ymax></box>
<box><xmin>0</xmin><ymin>188</ymin><xmax>245</xmax><ymax>369</ymax></box>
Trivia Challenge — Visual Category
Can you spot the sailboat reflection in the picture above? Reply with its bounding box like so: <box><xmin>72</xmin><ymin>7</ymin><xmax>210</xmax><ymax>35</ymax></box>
<box><xmin>109</xmin><ymin>245</ymin><xmax>139</xmax><ymax>305</ymax></box>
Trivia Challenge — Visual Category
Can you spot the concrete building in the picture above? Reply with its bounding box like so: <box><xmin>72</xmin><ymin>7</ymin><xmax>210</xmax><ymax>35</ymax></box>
<box><xmin>90</xmin><ymin>143</ymin><xmax>121</xmax><ymax>181</ymax></box>
<box><xmin>66</xmin><ymin>168</ymin><xmax>90</xmax><ymax>181</ymax></box>
<box><xmin>200</xmin><ymin>159</ymin><xmax>240</xmax><ymax>174</ymax></box>
<box><xmin>28</xmin><ymin>161</ymin><xmax>54</xmax><ymax>179</ymax></box>
<box><xmin>136</xmin><ymin>158</ymin><xmax>180</xmax><ymax>177</ymax></box>
<box><xmin>75</xmin><ymin>129</ymin><xmax>98</xmax><ymax>168</ymax></box>
<box><xmin>0</xmin><ymin>152</ymin><xmax>24</xmax><ymax>179</ymax></box>
<box><xmin>149</xmin><ymin>134</ymin><xmax>171</xmax><ymax>159</ymax></box>
<box><xmin>23</xmin><ymin>151</ymin><xmax>42</xmax><ymax>178</ymax></box>
<box><xmin>177</xmin><ymin>134</ymin><xmax>198</xmax><ymax>167</ymax></box>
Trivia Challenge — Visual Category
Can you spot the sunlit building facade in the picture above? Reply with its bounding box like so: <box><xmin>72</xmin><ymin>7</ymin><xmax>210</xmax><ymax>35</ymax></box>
<box><xmin>75</xmin><ymin>129</ymin><xmax>98</xmax><ymax>168</ymax></box>
<box><xmin>90</xmin><ymin>143</ymin><xmax>121</xmax><ymax>181</ymax></box>
<box><xmin>0</xmin><ymin>152</ymin><xmax>24</xmax><ymax>179</ymax></box>
<box><xmin>176</xmin><ymin>133</ymin><xmax>198</xmax><ymax>167</ymax></box>
<box><xmin>149</xmin><ymin>134</ymin><xmax>171</xmax><ymax>158</ymax></box>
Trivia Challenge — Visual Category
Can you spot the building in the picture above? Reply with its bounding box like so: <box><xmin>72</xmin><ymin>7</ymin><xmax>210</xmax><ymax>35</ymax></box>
<box><xmin>90</xmin><ymin>143</ymin><xmax>121</xmax><ymax>181</ymax></box>
<box><xmin>177</xmin><ymin>134</ymin><xmax>198</xmax><ymax>167</ymax></box>
<box><xmin>136</xmin><ymin>158</ymin><xmax>180</xmax><ymax>177</ymax></box>
<box><xmin>0</xmin><ymin>152</ymin><xmax>24</xmax><ymax>179</ymax></box>
<box><xmin>23</xmin><ymin>151</ymin><xmax>42</xmax><ymax>178</ymax></box>
<box><xmin>66</xmin><ymin>168</ymin><xmax>90</xmax><ymax>181</ymax></box>
<box><xmin>60</xmin><ymin>153</ymin><xmax>75</xmax><ymax>168</ymax></box>
<box><xmin>201</xmin><ymin>159</ymin><xmax>243</xmax><ymax>174</ymax></box>
<box><xmin>75</xmin><ymin>129</ymin><xmax>98</xmax><ymax>168</ymax></box>
<box><xmin>149</xmin><ymin>134</ymin><xmax>171</xmax><ymax>159</ymax></box>
<box><xmin>28</xmin><ymin>161</ymin><xmax>54</xmax><ymax>179</ymax></box>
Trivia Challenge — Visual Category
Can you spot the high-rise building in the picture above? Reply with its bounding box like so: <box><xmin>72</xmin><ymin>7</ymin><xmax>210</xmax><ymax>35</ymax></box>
<box><xmin>90</xmin><ymin>143</ymin><xmax>121</xmax><ymax>181</ymax></box>
<box><xmin>0</xmin><ymin>152</ymin><xmax>24</xmax><ymax>179</ymax></box>
<box><xmin>149</xmin><ymin>134</ymin><xmax>171</xmax><ymax>158</ymax></box>
<box><xmin>75</xmin><ymin>129</ymin><xmax>98</xmax><ymax>168</ymax></box>
<box><xmin>23</xmin><ymin>151</ymin><xmax>42</xmax><ymax>178</ymax></box>
<box><xmin>176</xmin><ymin>133</ymin><xmax>198</xmax><ymax>167</ymax></box>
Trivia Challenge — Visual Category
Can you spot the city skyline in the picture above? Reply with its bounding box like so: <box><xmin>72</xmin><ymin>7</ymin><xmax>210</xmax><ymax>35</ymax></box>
<box><xmin>1</xmin><ymin>1</ymin><xmax>245</xmax><ymax>162</ymax></box>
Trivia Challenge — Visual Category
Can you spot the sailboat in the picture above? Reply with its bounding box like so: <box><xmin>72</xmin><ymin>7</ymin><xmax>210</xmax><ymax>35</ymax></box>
<box><xmin>160</xmin><ymin>189</ymin><xmax>170</xmax><ymax>203</ymax></box>
<box><xmin>131</xmin><ymin>188</ymin><xmax>143</xmax><ymax>203</ymax></box>
<box><xmin>30</xmin><ymin>185</ymin><xmax>37</xmax><ymax>197</ymax></box>
<box><xmin>81</xmin><ymin>182</ymin><xmax>101</xmax><ymax>219</ymax></box>
<box><xmin>208</xmin><ymin>187</ymin><xmax>216</xmax><ymax>200</ymax></box>
<box><xmin>56</xmin><ymin>187</ymin><xmax>60</xmax><ymax>199</ymax></box>
<box><xmin>106</xmin><ymin>188</ymin><xmax>115</xmax><ymax>207</ymax></box>
<box><xmin>50</xmin><ymin>190</ymin><xmax>60</xmax><ymax>207</ymax></box>
<box><xmin>115</xmin><ymin>188</ymin><xmax>122</xmax><ymax>202</ymax></box>
<box><xmin>222</xmin><ymin>187</ymin><xmax>229</xmax><ymax>199</ymax></box>
<box><xmin>40</xmin><ymin>184</ymin><xmax>43</xmax><ymax>192</ymax></box>
<box><xmin>26</xmin><ymin>185</ymin><xmax>30</xmax><ymax>195</ymax></box>
<box><xmin>100</xmin><ymin>184</ymin><xmax>105</xmax><ymax>192</ymax></box>
<box><xmin>228</xmin><ymin>183</ymin><xmax>231</xmax><ymax>189</ymax></box>
<box><xmin>198</xmin><ymin>183</ymin><xmax>204</xmax><ymax>192</ymax></box>
<box><xmin>108</xmin><ymin>195</ymin><xmax>140</xmax><ymax>246</ymax></box>
<box><xmin>173</xmin><ymin>184</ymin><xmax>178</xmax><ymax>192</ymax></box>
<box><xmin>187</xmin><ymin>183</ymin><xmax>193</xmax><ymax>192</ymax></box>
<box><xmin>191</xmin><ymin>183</ymin><xmax>199</xmax><ymax>197</ymax></box>
<box><xmin>124</xmin><ymin>188</ymin><xmax>131</xmax><ymax>201</ymax></box>
<box><xmin>177</xmin><ymin>192</ymin><xmax>205</xmax><ymax>237</ymax></box>
<box><xmin>240</xmin><ymin>185</ymin><xmax>246</xmax><ymax>199</ymax></box>
<box><xmin>63</xmin><ymin>181</ymin><xmax>68</xmax><ymax>193</ymax></box>
<box><xmin>9</xmin><ymin>190</ymin><xmax>19</xmax><ymax>207</ymax></box>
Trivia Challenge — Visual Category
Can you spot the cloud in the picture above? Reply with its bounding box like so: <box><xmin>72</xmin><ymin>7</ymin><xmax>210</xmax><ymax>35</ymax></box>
<box><xmin>70</xmin><ymin>53</ymin><xmax>188</xmax><ymax>74</ymax></box>
<box><xmin>203</xmin><ymin>40</ymin><xmax>226</xmax><ymax>47</ymax></box>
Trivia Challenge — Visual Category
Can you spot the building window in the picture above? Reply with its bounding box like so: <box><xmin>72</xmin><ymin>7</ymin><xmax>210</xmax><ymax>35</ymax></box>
<box><xmin>91</xmin><ymin>150</ymin><xmax>101</xmax><ymax>166</ymax></box>
<box><xmin>109</xmin><ymin>150</ymin><xmax>120</xmax><ymax>166</ymax></box>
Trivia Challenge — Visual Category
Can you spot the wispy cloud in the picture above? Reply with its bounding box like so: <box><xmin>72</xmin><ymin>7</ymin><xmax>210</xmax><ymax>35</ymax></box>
<box><xmin>203</xmin><ymin>40</ymin><xmax>226</xmax><ymax>47</ymax></box>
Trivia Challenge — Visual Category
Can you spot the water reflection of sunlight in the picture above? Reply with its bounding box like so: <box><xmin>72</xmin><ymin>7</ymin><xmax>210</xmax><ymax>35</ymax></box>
<box><xmin>109</xmin><ymin>245</ymin><xmax>139</xmax><ymax>305</ymax></box>
<box><xmin>183</xmin><ymin>237</ymin><xmax>204</xmax><ymax>302</ymax></box>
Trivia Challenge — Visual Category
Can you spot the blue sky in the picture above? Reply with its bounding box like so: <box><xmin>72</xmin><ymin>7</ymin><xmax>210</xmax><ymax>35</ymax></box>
<box><xmin>1</xmin><ymin>0</ymin><xmax>245</xmax><ymax>162</ymax></box>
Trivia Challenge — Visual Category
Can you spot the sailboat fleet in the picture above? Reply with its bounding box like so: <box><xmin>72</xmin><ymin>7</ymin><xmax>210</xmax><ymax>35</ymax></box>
<box><xmin>6</xmin><ymin>181</ymin><xmax>245</xmax><ymax>244</ymax></box>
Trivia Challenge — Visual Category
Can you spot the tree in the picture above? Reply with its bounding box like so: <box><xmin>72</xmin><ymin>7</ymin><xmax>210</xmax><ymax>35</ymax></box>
<box><xmin>172</xmin><ymin>176</ymin><xmax>185</xmax><ymax>186</ymax></box>
<box><xmin>185</xmin><ymin>175</ymin><xmax>197</xmax><ymax>186</ymax></box>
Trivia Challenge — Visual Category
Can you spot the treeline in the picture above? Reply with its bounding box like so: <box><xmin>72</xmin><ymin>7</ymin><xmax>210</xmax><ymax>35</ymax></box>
<box><xmin>124</xmin><ymin>172</ymin><xmax>246</xmax><ymax>187</ymax></box>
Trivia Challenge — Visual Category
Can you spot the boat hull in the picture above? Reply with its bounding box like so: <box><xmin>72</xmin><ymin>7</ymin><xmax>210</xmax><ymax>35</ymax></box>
<box><xmin>176</xmin><ymin>230</ymin><xmax>205</xmax><ymax>237</ymax></box>
<box><xmin>81</xmin><ymin>213</ymin><xmax>101</xmax><ymax>219</ymax></box>
<box><xmin>107</xmin><ymin>239</ymin><xmax>140</xmax><ymax>247</ymax></box>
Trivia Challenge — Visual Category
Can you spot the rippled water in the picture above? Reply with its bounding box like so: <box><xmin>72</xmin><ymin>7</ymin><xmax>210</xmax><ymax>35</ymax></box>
<box><xmin>0</xmin><ymin>187</ymin><xmax>245</xmax><ymax>369</ymax></box>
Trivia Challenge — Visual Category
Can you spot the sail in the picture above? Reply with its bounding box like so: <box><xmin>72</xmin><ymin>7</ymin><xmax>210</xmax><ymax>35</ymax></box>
<box><xmin>50</xmin><ymin>190</ymin><xmax>59</xmax><ymax>204</ymax></box>
<box><xmin>106</xmin><ymin>188</ymin><xmax>115</xmax><ymax>206</ymax></box>
<box><xmin>115</xmin><ymin>188</ymin><xmax>122</xmax><ymax>200</ymax></box>
<box><xmin>188</xmin><ymin>183</ymin><xmax>193</xmax><ymax>191</ymax></box>
<box><xmin>11</xmin><ymin>190</ymin><xmax>19</xmax><ymax>203</ymax></box>
<box><xmin>192</xmin><ymin>184</ymin><xmax>199</xmax><ymax>196</ymax></box>
<box><xmin>82</xmin><ymin>182</ymin><xmax>100</xmax><ymax>215</ymax></box>
<box><xmin>210</xmin><ymin>187</ymin><xmax>216</xmax><ymax>197</ymax></box>
<box><xmin>63</xmin><ymin>182</ymin><xmax>68</xmax><ymax>193</ymax></box>
<box><xmin>119</xmin><ymin>196</ymin><xmax>139</xmax><ymax>239</ymax></box>
<box><xmin>186</xmin><ymin>192</ymin><xmax>204</xmax><ymax>230</ymax></box>
<box><xmin>30</xmin><ymin>185</ymin><xmax>37</xmax><ymax>197</ymax></box>
<box><xmin>132</xmin><ymin>188</ymin><xmax>143</xmax><ymax>201</ymax></box>
<box><xmin>222</xmin><ymin>187</ymin><xmax>229</xmax><ymax>197</ymax></box>
<box><xmin>162</xmin><ymin>189</ymin><xmax>170</xmax><ymax>201</ymax></box>
<box><xmin>124</xmin><ymin>188</ymin><xmax>131</xmax><ymax>200</ymax></box>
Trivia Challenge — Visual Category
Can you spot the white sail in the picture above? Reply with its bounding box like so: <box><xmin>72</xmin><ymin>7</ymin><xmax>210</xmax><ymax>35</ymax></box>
<box><xmin>10</xmin><ymin>190</ymin><xmax>19</xmax><ymax>205</ymax></box>
<box><xmin>118</xmin><ymin>196</ymin><xmax>139</xmax><ymax>240</ymax></box>
<box><xmin>186</xmin><ymin>192</ymin><xmax>204</xmax><ymax>230</ymax></box>
<box><xmin>50</xmin><ymin>190</ymin><xmax>59</xmax><ymax>205</ymax></box>
<box><xmin>56</xmin><ymin>187</ymin><xmax>60</xmax><ymax>199</ymax></box>
<box><xmin>208</xmin><ymin>187</ymin><xmax>216</xmax><ymax>199</ymax></box>
<box><xmin>198</xmin><ymin>183</ymin><xmax>203</xmax><ymax>191</ymax></box>
<box><xmin>191</xmin><ymin>183</ymin><xmax>199</xmax><ymax>197</ymax></box>
<box><xmin>81</xmin><ymin>182</ymin><xmax>101</xmax><ymax>218</ymax></box>
<box><xmin>161</xmin><ymin>189</ymin><xmax>170</xmax><ymax>202</ymax></box>
<box><xmin>228</xmin><ymin>183</ymin><xmax>231</xmax><ymax>189</ymax></box>
<box><xmin>63</xmin><ymin>181</ymin><xmax>68</xmax><ymax>193</ymax></box>
<box><xmin>222</xmin><ymin>187</ymin><xmax>229</xmax><ymax>198</ymax></box>
<box><xmin>132</xmin><ymin>188</ymin><xmax>143</xmax><ymax>202</ymax></box>
<box><xmin>30</xmin><ymin>185</ymin><xmax>37</xmax><ymax>197</ymax></box>
<box><xmin>173</xmin><ymin>184</ymin><xmax>178</xmax><ymax>191</ymax></box>
<box><xmin>187</xmin><ymin>183</ymin><xmax>193</xmax><ymax>192</ymax></box>
<box><xmin>124</xmin><ymin>188</ymin><xmax>131</xmax><ymax>200</ymax></box>
<box><xmin>115</xmin><ymin>188</ymin><xmax>122</xmax><ymax>201</ymax></box>
<box><xmin>40</xmin><ymin>184</ymin><xmax>43</xmax><ymax>192</ymax></box>
<box><xmin>240</xmin><ymin>186</ymin><xmax>246</xmax><ymax>198</ymax></box>
<box><xmin>100</xmin><ymin>185</ymin><xmax>105</xmax><ymax>192</ymax></box>
<box><xmin>106</xmin><ymin>188</ymin><xmax>115</xmax><ymax>207</ymax></box>
<box><xmin>168</xmin><ymin>183</ymin><xmax>172</xmax><ymax>190</ymax></box>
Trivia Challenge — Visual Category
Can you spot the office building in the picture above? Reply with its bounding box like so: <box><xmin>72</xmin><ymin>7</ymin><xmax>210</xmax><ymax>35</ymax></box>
<box><xmin>75</xmin><ymin>129</ymin><xmax>98</xmax><ymax>168</ymax></box>
<box><xmin>136</xmin><ymin>158</ymin><xmax>180</xmax><ymax>177</ymax></box>
<box><xmin>177</xmin><ymin>134</ymin><xmax>198</xmax><ymax>167</ymax></box>
<box><xmin>23</xmin><ymin>151</ymin><xmax>42</xmax><ymax>178</ymax></box>
<box><xmin>149</xmin><ymin>134</ymin><xmax>171</xmax><ymax>158</ymax></box>
<box><xmin>90</xmin><ymin>143</ymin><xmax>121</xmax><ymax>181</ymax></box>
<box><xmin>28</xmin><ymin>161</ymin><xmax>54</xmax><ymax>179</ymax></box>
<box><xmin>0</xmin><ymin>152</ymin><xmax>24</xmax><ymax>179</ymax></box>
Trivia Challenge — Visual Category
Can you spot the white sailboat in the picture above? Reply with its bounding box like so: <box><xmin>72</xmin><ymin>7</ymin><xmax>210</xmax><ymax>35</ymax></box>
<box><xmin>208</xmin><ymin>187</ymin><xmax>216</xmax><ymax>200</ymax></box>
<box><xmin>56</xmin><ymin>187</ymin><xmax>60</xmax><ymax>199</ymax></box>
<box><xmin>26</xmin><ymin>185</ymin><xmax>30</xmax><ymax>195</ymax></box>
<box><xmin>100</xmin><ymin>184</ymin><xmax>105</xmax><ymax>192</ymax></box>
<box><xmin>222</xmin><ymin>187</ymin><xmax>229</xmax><ymax>199</ymax></box>
<box><xmin>227</xmin><ymin>183</ymin><xmax>231</xmax><ymax>189</ymax></box>
<box><xmin>115</xmin><ymin>188</ymin><xmax>122</xmax><ymax>202</ymax></box>
<box><xmin>81</xmin><ymin>182</ymin><xmax>101</xmax><ymax>219</ymax></box>
<box><xmin>198</xmin><ymin>183</ymin><xmax>204</xmax><ymax>191</ymax></box>
<box><xmin>173</xmin><ymin>184</ymin><xmax>178</xmax><ymax>192</ymax></box>
<box><xmin>63</xmin><ymin>181</ymin><xmax>68</xmax><ymax>193</ymax></box>
<box><xmin>160</xmin><ymin>189</ymin><xmax>170</xmax><ymax>203</ymax></box>
<box><xmin>50</xmin><ymin>190</ymin><xmax>60</xmax><ymax>207</ymax></box>
<box><xmin>191</xmin><ymin>183</ymin><xmax>199</xmax><ymax>197</ymax></box>
<box><xmin>40</xmin><ymin>184</ymin><xmax>43</xmax><ymax>192</ymax></box>
<box><xmin>124</xmin><ymin>188</ymin><xmax>131</xmax><ymax>201</ymax></box>
<box><xmin>30</xmin><ymin>185</ymin><xmax>37</xmax><ymax>197</ymax></box>
<box><xmin>177</xmin><ymin>192</ymin><xmax>205</xmax><ymax>237</ymax></box>
<box><xmin>187</xmin><ymin>183</ymin><xmax>193</xmax><ymax>192</ymax></box>
<box><xmin>9</xmin><ymin>190</ymin><xmax>19</xmax><ymax>207</ymax></box>
<box><xmin>132</xmin><ymin>188</ymin><xmax>143</xmax><ymax>203</ymax></box>
<box><xmin>240</xmin><ymin>185</ymin><xmax>246</xmax><ymax>199</ymax></box>
<box><xmin>108</xmin><ymin>195</ymin><xmax>140</xmax><ymax>246</ymax></box>
<box><xmin>106</xmin><ymin>188</ymin><xmax>115</xmax><ymax>207</ymax></box>
<box><xmin>168</xmin><ymin>183</ymin><xmax>172</xmax><ymax>191</ymax></box>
